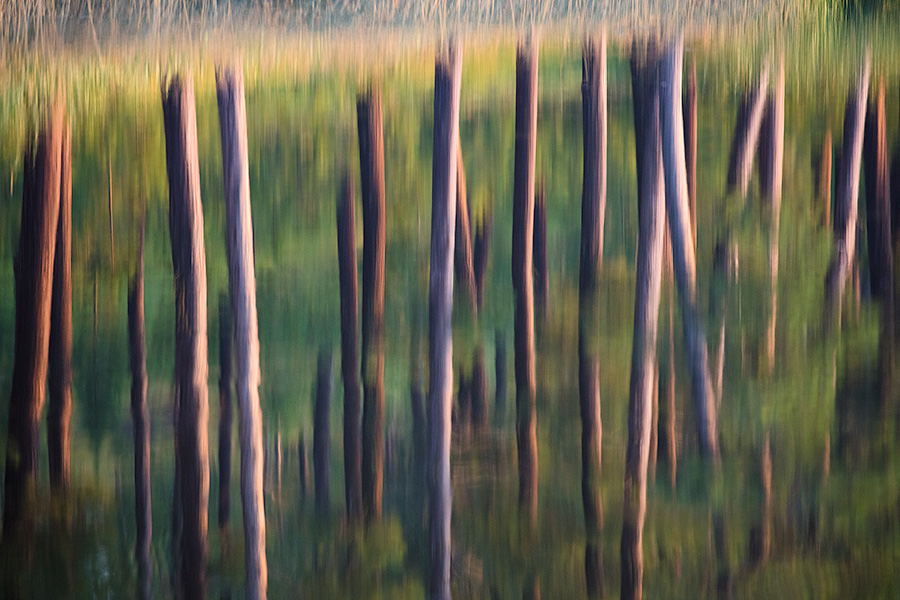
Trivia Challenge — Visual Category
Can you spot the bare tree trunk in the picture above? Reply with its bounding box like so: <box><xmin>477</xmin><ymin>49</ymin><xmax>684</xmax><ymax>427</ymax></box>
<box><xmin>726</xmin><ymin>64</ymin><xmax>769</xmax><ymax>199</ymax></box>
<box><xmin>129</xmin><ymin>219</ymin><xmax>152</xmax><ymax>600</ymax></box>
<box><xmin>357</xmin><ymin>87</ymin><xmax>386</xmax><ymax>523</ymax></box>
<box><xmin>512</xmin><ymin>38</ymin><xmax>539</xmax><ymax>524</ymax></box>
<box><xmin>163</xmin><ymin>74</ymin><xmax>209</xmax><ymax>600</ymax></box>
<box><xmin>533</xmin><ymin>183</ymin><xmax>548</xmax><ymax>315</ymax></box>
<box><xmin>817</xmin><ymin>131</ymin><xmax>832</xmax><ymax>230</ymax></box>
<box><xmin>48</xmin><ymin>123</ymin><xmax>72</xmax><ymax>494</ymax></box>
<box><xmin>3</xmin><ymin>101</ymin><xmax>63</xmax><ymax>536</ymax></box>
<box><xmin>684</xmin><ymin>59</ymin><xmax>698</xmax><ymax>245</ymax></box>
<box><xmin>455</xmin><ymin>143</ymin><xmax>477</xmax><ymax>312</ymax></box>
<box><xmin>474</xmin><ymin>211</ymin><xmax>491</xmax><ymax>309</ymax></box>
<box><xmin>216</xmin><ymin>65</ymin><xmax>267</xmax><ymax>600</ymax></box>
<box><xmin>825</xmin><ymin>57</ymin><xmax>871</xmax><ymax>325</ymax></box>
<box><xmin>864</xmin><ymin>78</ymin><xmax>893</xmax><ymax>301</ymax></box>
<box><xmin>621</xmin><ymin>39</ymin><xmax>665</xmax><ymax>600</ymax></box>
<box><xmin>314</xmin><ymin>348</ymin><xmax>333</xmax><ymax>515</ymax></box>
<box><xmin>218</xmin><ymin>294</ymin><xmax>233</xmax><ymax>530</ymax></box>
<box><xmin>337</xmin><ymin>173</ymin><xmax>363</xmax><ymax>521</ymax></box>
<box><xmin>428</xmin><ymin>40</ymin><xmax>462</xmax><ymax>600</ymax></box>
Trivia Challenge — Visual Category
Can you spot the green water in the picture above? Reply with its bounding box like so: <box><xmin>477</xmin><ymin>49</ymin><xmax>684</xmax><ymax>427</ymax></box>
<box><xmin>1</xmin><ymin>28</ymin><xmax>900</xmax><ymax>598</ymax></box>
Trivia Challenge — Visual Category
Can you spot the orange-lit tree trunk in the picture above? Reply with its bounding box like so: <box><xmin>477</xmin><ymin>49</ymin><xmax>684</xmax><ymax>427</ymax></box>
<box><xmin>455</xmin><ymin>143</ymin><xmax>477</xmax><ymax>312</ymax></box>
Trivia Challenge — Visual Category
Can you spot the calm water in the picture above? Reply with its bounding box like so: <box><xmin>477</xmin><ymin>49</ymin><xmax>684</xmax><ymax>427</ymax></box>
<box><xmin>0</xmin><ymin>28</ymin><xmax>899</xmax><ymax>599</ymax></box>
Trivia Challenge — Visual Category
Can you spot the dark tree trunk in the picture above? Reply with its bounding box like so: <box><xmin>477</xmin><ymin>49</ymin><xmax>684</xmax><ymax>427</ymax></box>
<box><xmin>218</xmin><ymin>294</ymin><xmax>233</xmax><ymax>530</ymax></box>
<box><xmin>337</xmin><ymin>173</ymin><xmax>363</xmax><ymax>521</ymax></box>
<box><xmin>428</xmin><ymin>40</ymin><xmax>462</xmax><ymax>600</ymax></box>
<box><xmin>314</xmin><ymin>349</ymin><xmax>334</xmax><ymax>515</ymax></box>
<box><xmin>162</xmin><ymin>75</ymin><xmax>210</xmax><ymax>600</ymax></box>
<box><xmin>512</xmin><ymin>38</ymin><xmax>539</xmax><ymax>524</ymax></box>
<box><xmin>357</xmin><ymin>87</ymin><xmax>386</xmax><ymax>523</ymax></box>
<box><xmin>129</xmin><ymin>219</ymin><xmax>152</xmax><ymax>600</ymax></box>
<box><xmin>533</xmin><ymin>184</ymin><xmax>548</xmax><ymax>313</ymax></box>
<box><xmin>471</xmin><ymin>346</ymin><xmax>488</xmax><ymax>431</ymax></box>
<box><xmin>474</xmin><ymin>211</ymin><xmax>491</xmax><ymax>310</ymax></box>
<box><xmin>48</xmin><ymin>123</ymin><xmax>72</xmax><ymax>494</ymax></box>
<box><xmin>455</xmin><ymin>143</ymin><xmax>477</xmax><ymax>312</ymax></box>
<box><xmin>864</xmin><ymin>78</ymin><xmax>893</xmax><ymax>301</ymax></box>
<box><xmin>2</xmin><ymin>102</ymin><xmax>63</xmax><ymax>537</ymax></box>
<box><xmin>726</xmin><ymin>64</ymin><xmax>769</xmax><ymax>199</ymax></box>
<box><xmin>621</xmin><ymin>39</ymin><xmax>665</xmax><ymax>600</ymax></box>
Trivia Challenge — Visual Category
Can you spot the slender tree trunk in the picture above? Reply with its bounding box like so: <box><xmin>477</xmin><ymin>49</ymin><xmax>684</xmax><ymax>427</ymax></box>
<box><xmin>825</xmin><ymin>57</ymin><xmax>871</xmax><ymax>325</ymax></box>
<box><xmin>471</xmin><ymin>346</ymin><xmax>487</xmax><ymax>431</ymax></box>
<box><xmin>684</xmin><ymin>59</ymin><xmax>698</xmax><ymax>245</ymax></box>
<box><xmin>455</xmin><ymin>143</ymin><xmax>477</xmax><ymax>312</ymax></box>
<box><xmin>337</xmin><ymin>173</ymin><xmax>363</xmax><ymax>521</ymax></box>
<box><xmin>314</xmin><ymin>349</ymin><xmax>333</xmax><ymax>515</ymax></box>
<box><xmin>129</xmin><ymin>219</ymin><xmax>152</xmax><ymax>600</ymax></box>
<box><xmin>428</xmin><ymin>40</ymin><xmax>462</xmax><ymax>600</ymax></box>
<box><xmin>621</xmin><ymin>39</ymin><xmax>665</xmax><ymax>600</ymax></box>
<box><xmin>512</xmin><ymin>38</ymin><xmax>539</xmax><ymax>523</ymax></box>
<box><xmin>533</xmin><ymin>184</ymin><xmax>548</xmax><ymax>314</ymax></box>
<box><xmin>3</xmin><ymin>101</ymin><xmax>63</xmax><ymax>537</ymax></box>
<box><xmin>163</xmin><ymin>74</ymin><xmax>210</xmax><ymax>600</ymax></box>
<box><xmin>762</xmin><ymin>56</ymin><xmax>785</xmax><ymax>375</ymax></box>
<box><xmin>216</xmin><ymin>65</ymin><xmax>267</xmax><ymax>600</ymax></box>
<box><xmin>474</xmin><ymin>211</ymin><xmax>491</xmax><ymax>310</ymax></box>
<box><xmin>48</xmin><ymin>123</ymin><xmax>72</xmax><ymax>494</ymax></box>
<box><xmin>218</xmin><ymin>294</ymin><xmax>233</xmax><ymax>530</ymax></box>
<box><xmin>357</xmin><ymin>87</ymin><xmax>386</xmax><ymax>522</ymax></box>
<box><xmin>726</xmin><ymin>64</ymin><xmax>769</xmax><ymax>199</ymax></box>
<box><xmin>817</xmin><ymin>131</ymin><xmax>832</xmax><ymax>230</ymax></box>
<box><xmin>658</xmin><ymin>35</ymin><xmax>719</xmax><ymax>459</ymax></box>
<box><xmin>864</xmin><ymin>78</ymin><xmax>893</xmax><ymax>301</ymax></box>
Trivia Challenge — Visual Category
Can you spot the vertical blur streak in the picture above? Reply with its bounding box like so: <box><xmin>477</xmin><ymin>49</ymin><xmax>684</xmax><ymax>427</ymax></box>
<box><xmin>684</xmin><ymin>60</ymin><xmax>698</xmax><ymax>245</ymax></box>
<box><xmin>533</xmin><ymin>183</ymin><xmax>548</xmax><ymax>317</ymax></box>
<box><xmin>580</xmin><ymin>31</ymin><xmax>607</xmax><ymax>599</ymax></box>
<box><xmin>162</xmin><ymin>73</ymin><xmax>209</xmax><ymax>600</ymax></box>
<box><xmin>216</xmin><ymin>63</ymin><xmax>267</xmax><ymax>600</ymax></box>
<box><xmin>48</xmin><ymin>123</ymin><xmax>72</xmax><ymax>494</ymax></box>
<box><xmin>512</xmin><ymin>36</ymin><xmax>539</xmax><ymax>525</ymax></box>
<box><xmin>825</xmin><ymin>55</ymin><xmax>871</xmax><ymax>328</ymax></box>
<box><xmin>337</xmin><ymin>174</ymin><xmax>363</xmax><ymax>521</ymax></box>
<box><xmin>357</xmin><ymin>86</ymin><xmax>386</xmax><ymax>523</ymax></box>
<box><xmin>863</xmin><ymin>79</ymin><xmax>893</xmax><ymax>316</ymax></box>
<box><xmin>621</xmin><ymin>37</ymin><xmax>665</xmax><ymax>600</ymax></box>
<box><xmin>428</xmin><ymin>39</ymin><xmax>461</xmax><ymax>600</ymax></box>
<box><xmin>2</xmin><ymin>99</ymin><xmax>63</xmax><ymax>539</ymax></box>
<box><xmin>218</xmin><ymin>294</ymin><xmax>233</xmax><ymax>532</ymax></box>
<box><xmin>455</xmin><ymin>143</ymin><xmax>477</xmax><ymax>312</ymax></box>
<box><xmin>129</xmin><ymin>218</ymin><xmax>152</xmax><ymax>600</ymax></box>
<box><xmin>726</xmin><ymin>63</ymin><xmax>769</xmax><ymax>200</ymax></box>
<box><xmin>314</xmin><ymin>348</ymin><xmax>333</xmax><ymax>515</ymax></box>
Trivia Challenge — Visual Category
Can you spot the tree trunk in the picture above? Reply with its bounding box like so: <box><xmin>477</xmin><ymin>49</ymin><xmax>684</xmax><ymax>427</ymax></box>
<box><xmin>658</xmin><ymin>36</ymin><xmax>719</xmax><ymax>459</ymax></box>
<box><xmin>825</xmin><ymin>57</ymin><xmax>871</xmax><ymax>324</ymax></box>
<box><xmin>3</xmin><ymin>101</ymin><xmax>64</xmax><ymax>537</ymax></box>
<box><xmin>428</xmin><ymin>40</ymin><xmax>462</xmax><ymax>600</ymax></box>
<box><xmin>684</xmin><ymin>59</ymin><xmax>698</xmax><ymax>245</ymax></box>
<box><xmin>533</xmin><ymin>183</ymin><xmax>548</xmax><ymax>314</ymax></box>
<box><xmin>726</xmin><ymin>64</ymin><xmax>769</xmax><ymax>199</ymax></box>
<box><xmin>512</xmin><ymin>38</ymin><xmax>539</xmax><ymax>523</ymax></box>
<box><xmin>163</xmin><ymin>74</ymin><xmax>210</xmax><ymax>600</ymax></box>
<box><xmin>129</xmin><ymin>219</ymin><xmax>152</xmax><ymax>600</ymax></box>
<box><xmin>864</xmin><ymin>78</ymin><xmax>893</xmax><ymax>301</ymax></box>
<box><xmin>337</xmin><ymin>173</ymin><xmax>363</xmax><ymax>521</ymax></box>
<box><xmin>357</xmin><ymin>87</ymin><xmax>386</xmax><ymax>523</ymax></box>
<box><xmin>621</xmin><ymin>39</ymin><xmax>665</xmax><ymax>600</ymax></box>
<box><xmin>762</xmin><ymin>56</ymin><xmax>785</xmax><ymax>375</ymax></box>
<box><xmin>474</xmin><ymin>211</ymin><xmax>491</xmax><ymax>310</ymax></box>
<box><xmin>218</xmin><ymin>294</ymin><xmax>233</xmax><ymax>530</ymax></box>
<box><xmin>455</xmin><ymin>143</ymin><xmax>477</xmax><ymax>312</ymax></box>
<box><xmin>48</xmin><ymin>123</ymin><xmax>72</xmax><ymax>494</ymax></box>
<box><xmin>314</xmin><ymin>348</ymin><xmax>333</xmax><ymax>515</ymax></box>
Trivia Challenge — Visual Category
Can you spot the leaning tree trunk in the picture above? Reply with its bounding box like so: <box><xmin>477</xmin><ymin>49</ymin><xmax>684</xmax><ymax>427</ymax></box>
<box><xmin>337</xmin><ymin>174</ymin><xmax>363</xmax><ymax>521</ymax></box>
<box><xmin>825</xmin><ymin>57</ymin><xmax>871</xmax><ymax>326</ymax></box>
<box><xmin>864</xmin><ymin>78</ymin><xmax>893</xmax><ymax>302</ymax></box>
<box><xmin>218</xmin><ymin>294</ymin><xmax>233</xmax><ymax>531</ymax></box>
<box><xmin>621</xmin><ymin>39</ymin><xmax>666</xmax><ymax>600</ymax></box>
<box><xmin>129</xmin><ymin>219</ymin><xmax>152</xmax><ymax>600</ymax></box>
<box><xmin>580</xmin><ymin>32</ymin><xmax>607</xmax><ymax>599</ymax></box>
<box><xmin>658</xmin><ymin>35</ymin><xmax>719</xmax><ymax>459</ymax></box>
<box><xmin>512</xmin><ymin>38</ymin><xmax>539</xmax><ymax>524</ymax></box>
<box><xmin>163</xmin><ymin>74</ymin><xmax>210</xmax><ymax>600</ymax></box>
<box><xmin>313</xmin><ymin>349</ymin><xmax>333</xmax><ymax>515</ymax></box>
<box><xmin>48</xmin><ymin>123</ymin><xmax>72</xmax><ymax>494</ymax></box>
<box><xmin>216</xmin><ymin>64</ymin><xmax>267</xmax><ymax>600</ymax></box>
<box><xmin>726</xmin><ymin>63</ymin><xmax>769</xmax><ymax>199</ymax></box>
<box><xmin>428</xmin><ymin>40</ymin><xmax>462</xmax><ymax>600</ymax></box>
<box><xmin>2</xmin><ymin>101</ymin><xmax>64</xmax><ymax>537</ymax></box>
<box><xmin>358</xmin><ymin>87</ymin><xmax>386</xmax><ymax>523</ymax></box>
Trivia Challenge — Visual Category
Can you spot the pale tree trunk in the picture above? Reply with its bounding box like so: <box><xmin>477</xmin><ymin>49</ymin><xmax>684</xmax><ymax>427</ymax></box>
<box><xmin>314</xmin><ymin>349</ymin><xmax>333</xmax><ymax>515</ymax></box>
<box><xmin>216</xmin><ymin>64</ymin><xmax>267</xmax><ymax>600</ymax></box>
<box><xmin>48</xmin><ymin>123</ymin><xmax>72</xmax><ymax>494</ymax></box>
<box><xmin>726</xmin><ymin>64</ymin><xmax>769</xmax><ymax>199</ymax></box>
<box><xmin>428</xmin><ymin>39</ymin><xmax>462</xmax><ymax>600</ymax></box>
<box><xmin>825</xmin><ymin>57</ymin><xmax>871</xmax><ymax>326</ymax></box>
<box><xmin>357</xmin><ymin>87</ymin><xmax>386</xmax><ymax>523</ymax></box>
<box><xmin>162</xmin><ymin>74</ymin><xmax>209</xmax><ymax>600</ymax></box>
<box><xmin>2</xmin><ymin>101</ymin><xmax>63</xmax><ymax>537</ymax></box>
<box><xmin>621</xmin><ymin>39</ymin><xmax>665</xmax><ymax>600</ymax></box>
<box><xmin>658</xmin><ymin>35</ymin><xmax>719</xmax><ymax>459</ymax></box>
<box><xmin>512</xmin><ymin>38</ymin><xmax>539</xmax><ymax>524</ymax></box>
<box><xmin>579</xmin><ymin>31</ymin><xmax>607</xmax><ymax>599</ymax></box>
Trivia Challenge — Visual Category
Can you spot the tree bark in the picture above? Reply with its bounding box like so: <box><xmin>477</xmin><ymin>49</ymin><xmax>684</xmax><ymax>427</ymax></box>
<box><xmin>129</xmin><ymin>218</ymin><xmax>152</xmax><ymax>600</ymax></box>
<box><xmin>314</xmin><ymin>348</ymin><xmax>333</xmax><ymax>515</ymax></box>
<box><xmin>533</xmin><ymin>183</ymin><xmax>548</xmax><ymax>314</ymax></box>
<box><xmin>48</xmin><ymin>123</ymin><xmax>72</xmax><ymax>494</ymax></box>
<box><xmin>621</xmin><ymin>39</ymin><xmax>665</xmax><ymax>600</ymax></box>
<box><xmin>658</xmin><ymin>35</ymin><xmax>719</xmax><ymax>459</ymax></box>
<box><xmin>357</xmin><ymin>87</ymin><xmax>386</xmax><ymax>523</ymax></box>
<box><xmin>825</xmin><ymin>57</ymin><xmax>871</xmax><ymax>324</ymax></box>
<box><xmin>218</xmin><ymin>294</ymin><xmax>233</xmax><ymax>530</ymax></box>
<box><xmin>864</xmin><ymin>78</ymin><xmax>893</xmax><ymax>302</ymax></box>
<box><xmin>512</xmin><ymin>38</ymin><xmax>539</xmax><ymax>523</ymax></box>
<box><xmin>337</xmin><ymin>173</ymin><xmax>363</xmax><ymax>521</ymax></box>
<box><xmin>3</xmin><ymin>101</ymin><xmax>63</xmax><ymax>536</ymax></box>
<box><xmin>726</xmin><ymin>64</ymin><xmax>769</xmax><ymax>199</ymax></box>
<box><xmin>428</xmin><ymin>40</ymin><xmax>462</xmax><ymax>600</ymax></box>
<box><xmin>163</xmin><ymin>74</ymin><xmax>209</xmax><ymax>600</ymax></box>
